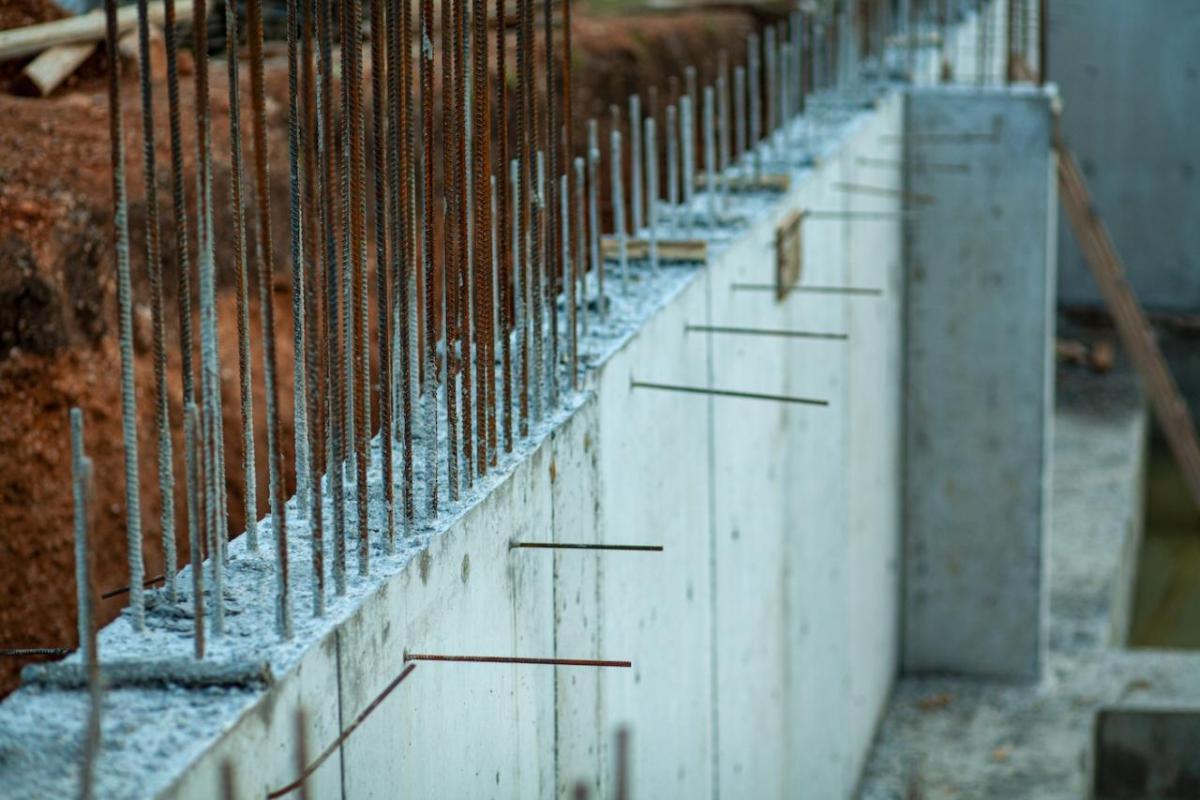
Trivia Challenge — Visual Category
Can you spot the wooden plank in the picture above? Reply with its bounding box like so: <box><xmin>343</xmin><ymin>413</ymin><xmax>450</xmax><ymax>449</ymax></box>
<box><xmin>694</xmin><ymin>172</ymin><xmax>791</xmax><ymax>193</ymax></box>
<box><xmin>18</xmin><ymin>42</ymin><xmax>96</xmax><ymax>96</ymax></box>
<box><xmin>600</xmin><ymin>237</ymin><xmax>707</xmax><ymax>264</ymax></box>
<box><xmin>775</xmin><ymin>209</ymin><xmax>804</xmax><ymax>301</ymax></box>
<box><xmin>1057</xmin><ymin>145</ymin><xmax>1200</xmax><ymax>513</ymax></box>
<box><xmin>0</xmin><ymin>1</ymin><xmax>191</xmax><ymax>64</ymax></box>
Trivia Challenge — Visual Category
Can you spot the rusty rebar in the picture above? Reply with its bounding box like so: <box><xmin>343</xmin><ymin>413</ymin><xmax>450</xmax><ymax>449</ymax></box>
<box><xmin>405</xmin><ymin>653</ymin><xmax>632</xmax><ymax>667</ymax></box>
<box><xmin>103</xmin><ymin>0</ymin><xmax>144</xmax><ymax>632</ymax></box>
<box><xmin>350</xmin><ymin>0</ymin><xmax>371</xmax><ymax>577</ymax></box>
<box><xmin>134</xmin><ymin>0</ymin><xmax>177</xmax><ymax>600</ymax></box>
<box><xmin>573</xmin><ymin>156</ymin><xmax>586</xmax><ymax>342</ymax></box>
<box><xmin>287</xmin><ymin>0</ymin><xmax>312</xmax><ymax>521</ymax></box>
<box><xmin>473</xmin><ymin>0</ymin><xmax>493</xmax><ymax>476</ymax></box>
<box><xmin>184</xmin><ymin>403</ymin><xmax>205</xmax><ymax>659</ymax></box>
<box><xmin>496</xmin><ymin>0</ymin><xmax>512</xmax><ymax>453</ymax></box>
<box><xmin>454</xmin><ymin>0</ymin><xmax>473</xmax><ymax>489</ymax></box>
<box><xmin>630</xmin><ymin>380</ymin><xmax>828</xmax><ymax>406</ymax></box>
<box><xmin>516</xmin><ymin>0</ymin><xmax>532</xmax><ymax>438</ymax></box>
<box><xmin>372</xmin><ymin>0</ymin><xmax>395</xmax><ymax>553</ymax></box>
<box><xmin>421</xmin><ymin>0</ymin><xmax>440</xmax><ymax>516</ymax></box>
<box><xmin>224</xmin><ymin>0</ymin><xmax>257</xmax><ymax>558</ymax></box>
<box><xmin>543</xmin><ymin>0</ymin><xmax>559</xmax><ymax>412</ymax></box>
<box><xmin>266</xmin><ymin>664</ymin><xmax>417</xmax><ymax>799</ymax></box>
<box><xmin>443</xmin><ymin>0</ymin><xmax>461</xmax><ymax>502</ymax></box>
<box><xmin>511</xmin><ymin>542</ymin><xmax>663</xmax><ymax>552</ymax></box>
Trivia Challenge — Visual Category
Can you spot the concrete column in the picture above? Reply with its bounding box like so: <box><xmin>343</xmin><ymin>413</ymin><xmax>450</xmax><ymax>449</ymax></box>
<box><xmin>901</xmin><ymin>85</ymin><xmax>1058</xmax><ymax>681</ymax></box>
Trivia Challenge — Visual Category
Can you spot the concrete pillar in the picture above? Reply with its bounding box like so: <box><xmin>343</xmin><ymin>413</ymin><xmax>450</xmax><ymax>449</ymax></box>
<box><xmin>901</xmin><ymin>85</ymin><xmax>1058</xmax><ymax>681</ymax></box>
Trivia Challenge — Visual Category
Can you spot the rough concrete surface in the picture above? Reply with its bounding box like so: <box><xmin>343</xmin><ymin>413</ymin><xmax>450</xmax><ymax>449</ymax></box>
<box><xmin>862</xmin><ymin>362</ymin><xmax>1200</xmax><ymax>799</ymax></box>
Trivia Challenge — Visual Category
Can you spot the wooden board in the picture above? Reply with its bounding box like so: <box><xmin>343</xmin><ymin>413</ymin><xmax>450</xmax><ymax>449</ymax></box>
<box><xmin>775</xmin><ymin>210</ymin><xmax>805</xmax><ymax>301</ymax></box>
<box><xmin>599</xmin><ymin>237</ymin><xmax>707</xmax><ymax>264</ymax></box>
<box><xmin>0</xmin><ymin>1</ymin><xmax>190</xmax><ymax>64</ymax></box>
<box><xmin>1058</xmin><ymin>145</ymin><xmax>1200</xmax><ymax>513</ymax></box>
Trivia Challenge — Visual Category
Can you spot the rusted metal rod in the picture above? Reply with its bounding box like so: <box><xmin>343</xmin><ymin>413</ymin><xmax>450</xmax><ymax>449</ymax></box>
<box><xmin>511</xmin><ymin>542</ymin><xmax>664</xmax><ymax>552</ymax></box>
<box><xmin>405</xmin><ymin>653</ymin><xmax>632</xmax><ymax>667</ymax></box>
<box><xmin>631</xmin><ymin>380</ymin><xmax>828</xmax><ymax>407</ymax></box>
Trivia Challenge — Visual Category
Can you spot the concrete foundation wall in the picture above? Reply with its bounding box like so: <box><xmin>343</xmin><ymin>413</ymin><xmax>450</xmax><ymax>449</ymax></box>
<box><xmin>1051</xmin><ymin>0</ymin><xmax>1200</xmax><ymax>312</ymax></box>
<box><xmin>165</xmin><ymin>95</ymin><xmax>907</xmax><ymax>800</ymax></box>
<box><xmin>902</xmin><ymin>86</ymin><xmax>1057</xmax><ymax>680</ymax></box>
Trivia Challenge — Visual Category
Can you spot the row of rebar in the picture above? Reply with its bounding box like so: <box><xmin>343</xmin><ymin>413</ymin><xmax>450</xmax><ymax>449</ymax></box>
<box><xmin>87</xmin><ymin>0</ymin><xmax>1044</xmax><ymax>655</ymax></box>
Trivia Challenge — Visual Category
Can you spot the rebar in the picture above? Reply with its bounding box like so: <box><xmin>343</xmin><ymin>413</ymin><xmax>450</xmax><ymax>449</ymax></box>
<box><xmin>373</xmin><ymin>0</ymin><xmax>395</xmax><ymax>552</ymax></box>
<box><xmin>666</xmin><ymin>105</ymin><xmax>678</xmax><ymax>215</ymax></box>
<box><xmin>573</xmin><ymin>155</ymin><xmax>586</xmax><ymax>349</ymax></box>
<box><xmin>70</xmin><ymin>409</ymin><xmax>90</xmax><ymax>664</ymax></box>
<box><xmin>473</xmin><ymin>0</ymin><xmax>493</xmax><ymax>474</ymax></box>
<box><xmin>586</xmin><ymin>119</ymin><xmax>602</xmax><ymax>317</ymax></box>
<box><xmin>421</xmin><ymin>0</ymin><xmax>440</xmax><ymax>516</ymax></box>
<box><xmin>559</xmin><ymin>173</ymin><xmax>571</xmax><ymax>395</ymax></box>
<box><xmin>543</xmin><ymin>0</ymin><xmax>559</xmax><ymax>414</ymax></box>
<box><xmin>734</xmin><ymin>66</ymin><xmax>746</xmax><ymax>165</ymax></box>
<box><xmin>496</xmin><ymin>0</ymin><xmax>512</xmax><ymax>453</ymax></box>
<box><xmin>680</xmin><ymin>95</ymin><xmax>695</xmax><ymax>233</ymax></box>
<box><xmin>351</xmin><ymin>0</ymin><xmax>371</xmax><ymax>576</ymax></box>
<box><xmin>610</xmin><ymin>130</ymin><xmax>628</xmax><ymax>292</ymax></box>
<box><xmin>225</xmin><ymin>0</ymin><xmax>257</xmax><ymax>559</ymax></box>
<box><xmin>510</xmin><ymin>158</ymin><xmax>524</xmax><ymax>432</ymax></box>
<box><xmin>184</xmin><ymin>403</ymin><xmax>205</xmax><ymax>659</ymax></box>
<box><xmin>287</xmin><ymin>0</ymin><xmax>311</xmax><ymax>523</ymax></box>
<box><xmin>443</xmin><ymin>0</ymin><xmax>461</xmax><ymax>502</ymax></box>
<box><xmin>516</xmin><ymin>0</ymin><xmax>531</xmax><ymax>439</ymax></box>
<box><xmin>103</xmin><ymin>0</ymin><xmax>144</xmax><ymax>632</ymax></box>
<box><xmin>405</xmin><ymin>653</ymin><xmax>632</xmax><ymax>668</ymax></box>
<box><xmin>398</xmin><ymin>0</ymin><xmax>417</xmax><ymax>531</ymax></box>
<box><xmin>132</xmin><ymin>0</ymin><xmax>177</xmax><ymax>603</ymax></box>
<box><xmin>645</xmin><ymin>117</ymin><xmax>658</xmax><ymax>274</ymax></box>
<box><xmin>532</xmin><ymin>149</ymin><xmax>546</xmax><ymax>420</ymax></box>
<box><xmin>703</xmin><ymin>86</ymin><xmax>717</xmax><ymax>227</ymax></box>
<box><xmin>748</xmin><ymin>33</ymin><xmax>761</xmax><ymax>175</ymax></box>
<box><xmin>629</xmin><ymin>94</ymin><xmax>642</xmax><ymax>233</ymax></box>
<box><xmin>630</xmin><ymin>380</ymin><xmax>827</xmax><ymax>406</ymax></box>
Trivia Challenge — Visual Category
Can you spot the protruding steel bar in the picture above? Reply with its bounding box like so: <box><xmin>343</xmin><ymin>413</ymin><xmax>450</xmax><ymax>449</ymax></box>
<box><xmin>473</xmin><ymin>0</ymin><xmax>493</xmax><ymax>474</ymax></box>
<box><xmin>100</xmin><ymin>575</ymin><xmax>166</xmax><ymax>601</ymax></box>
<box><xmin>610</xmin><ymin>130</ymin><xmax>628</xmax><ymax>292</ymax></box>
<box><xmin>301</xmin><ymin>0</ymin><xmax>325</xmax><ymax>614</ymax></box>
<box><xmin>265</xmin><ymin>664</ymin><xmax>417</xmax><ymax>799</ymax></box>
<box><xmin>703</xmin><ymin>86</ymin><xmax>717</xmax><ymax>227</ymax></box>
<box><xmin>103</xmin><ymin>0</ymin><xmax>144</xmax><ymax>633</ymax></box>
<box><xmin>442</xmin><ymin>0</ymin><xmax>460</xmax><ymax>502</ymax></box>
<box><xmin>561</xmin><ymin>172</ymin><xmax>576</xmax><ymax>391</ymax></box>
<box><xmin>257</xmin><ymin>206</ymin><xmax>292</xmax><ymax>639</ymax></box>
<box><xmin>779</xmin><ymin>41</ymin><xmax>791</xmax><ymax>156</ymax></box>
<box><xmin>208</xmin><ymin>401</ymin><xmax>225</xmax><ymax>636</ymax></box>
<box><xmin>511</xmin><ymin>158</ymin><xmax>525</xmax><ymax>428</ymax></box>
<box><xmin>685</xmin><ymin>324</ymin><xmax>849</xmax><ymax>340</ymax></box>
<box><xmin>532</xmin><ymin>150</ymin><xmax>547</xmax><ymax>421</ymax></box>
<box><xmin>631</xmin><ymin>380</ymin><xmax>829</xmax><ymax>407</ymax></box>
<box><xmin>70</xmin><ymin>408</ymin><xmax>90</xmax><ymax>663</ymax></box>
<box><xmin>543</xmin><ymin>0</ymin><xmax>560</xmax><ymax>415</ymax></box>
<box><xmin>404</xmin><ymin>653</ymin><xmax>632</xmax><ymax>667</ymax></box>
<box><xmin>629</xmin><ymin>94</ymin><xmax>642</xmax><ymax>233</ymax></box>
<box><xmin>134</xmin><ymin>0</ymin><xmax>176</xmax><ymax>599</ymax></box>
<box><xmin>184</xmin><ymin>403</ymin><xmax>205</xmax><ymax>659</ymax></box>
<box><xmin>289</xmin><ymin>0</ymin><xmax>312</xmax><ymax>522</ymax></box>
<box><xmin>454</xmin><ymin>0</ymin><xmax>473</xmax><ymax>490</ymax></box>
<box><xmin>734</xmin><ymin>66</ymin><xmax>746</xmax><ymax>165</ymax></box>
<box><xmin>78</xmin><ymin>439</ymin><xmax>99</xmax><ymax>800</ymax></box>
<box><xmin>351</xmin><ymin>0</ymin><xmax>371</xmax><ymax>576</ymax></box>
<box><xmin>397</xmin><ymin>0</ymin><xmax>416</xmax><ymax>533</ymax></box>
<box><xmin>496</xmin><ymin>0</ymin><xmax>512</xmax><ymax>454</ymax></box>
<box><xmin>421</xmin><ymin>0</ymin><xmax>440</xmax><ymax>516</ymax></box>
<box><xmin>645</xmin><ymin>116</ymin><xmax>659</xmax><ymax>273</ymax></box>
<box><xmin>224</xmin><ymin>0</ymin><xmax>257</xmax><ymax>560</ymax></box>
<box><xmin>573</xmin><ymin>156</ymin><xmax>586</xmax><ymax>345</ymax></box>
<box><xmin>587</xmin><ymin>120</ymin><xmax>603</xmax><ymax>316</ymax></box>
<box><xmin>764</xmin><ymin>26</ymin><xmax>777</xmax><ymax>147</ymax></box>
<box><xmin>511</xmin><ymin>542</ymin><xmax>664</xmax><ymax>552</ymax></box>
<box><xmin>372</xmin><ymin>0</ymin><xmax>394</xmax><ymax>553</ymax></box>
<box><xmin>0</xmin><ymin>648</ymin><xmax>71</xmax><ymax>658</ymax></box>
<box><xmin>730</xmin><ymin>282</ymin><xmax>884</xmax><ymax>296</ymax></box>
<box><xmin>680</xmin><ymin>95</ymin><xmax>695</xmax><ymax>233</ymax></box>
<box><xmin>717</xmin><ymin>50</ymin><xmax>730</xmax><ymax>172</ymax></box>
<box><xmin>666</xmin><ymin>105</ymin><xmax>678</xmax><ymax>216</ymax></box>
<box><xmin>516</xmin><ymin>0</ymin><xmax>532</xmax><ymax>440</ymax></box>
<box><xmin>748</xmin><ymin>32</ymin><xmax>762</xmax><ymax>176</ymax></box>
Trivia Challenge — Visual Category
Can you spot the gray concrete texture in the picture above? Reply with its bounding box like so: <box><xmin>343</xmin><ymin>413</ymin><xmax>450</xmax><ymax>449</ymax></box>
<box><xmin>1051</xmin><ymin>0</ymin><xmax>1200</xmax><ymax>312</ymax></box>
<box><xmin>902</xmin><ymin>85</ymin><xmax>1057</xmax><ymax>681</ymax></box>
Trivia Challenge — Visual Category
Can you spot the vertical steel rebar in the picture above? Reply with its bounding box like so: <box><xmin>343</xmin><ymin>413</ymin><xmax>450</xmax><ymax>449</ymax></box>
<box><xmin>572</xmin><ymin>156</ymin><xmax>584</xmax><ymax>373</ymax></box>
<box><xmin>372</xmin><ymin>0</ymin><xmax>395</xmax><ymax>553</ymax></box>
<box><xmin>748</xmin><ymin>32</ymin><xmax>761</xmax><ymax>176</ymax></box>
<box><xmin>586</xmin><ymin>120</ymin><xmax>602</xmax><ymax>316</ymax></box>
<box><xmin>103</xmin><ymin>0</ymin><xmax>144</xmax><ymax>631</ymax></box>
<box><xmin>610</xmin><ymin>130</ymin><xmax>627</xmax><ymax>292</ymax></box>
<box><xmin>444</xmin><ymin>0</ymin><xmax>461</xmax><ymax>502</ymax></box>
<box><xmin>351</xmin><ymin>0</ymin><xmax>371</xmax><ymax>576</ymax></box>
<box><xmin>399</xmin><ymin>0</ymin><xmax>416</xmax><ymax>532</ymax></box>
<box><xmin>510</xmin><ymin>158</ymin><xmax>524</xmax><ymax>429</ymax></box>
<box><xmin>559</xmin><ymin>173</ymin><xmax>570</xmax><ymax>396</ymax></box>
<box><xmin>134</xmin><ymin>0</ymin><xmax>177</xmax><ymax>602</ymax></box>
<box><xmin>734</xmin><ymin>66</ymin><xmax>746</xmax><ymax>165</ymax></box>
<box><xmin>542</xmin><ymin>0</ymin><xmax>559</xmax><ymax>415</ymax></box>
<box><xmin>496</xmin><ymin>0</ymin><xmax>512</xmax><ymax>453</ymax></box>
<box><xmin>666</xmin><ymin>104</ymin><xmax>678</xmax><ymax>215</ymax></box>
<box><xmin>680</xmin><ymin>95</ymin><xmax>695</xmax><ymax>233</ymax></box>
<box><xmin>224</xmin><ymin>0</ymin><xmax>258</xmax><ymax>562</ymax></box>
<box><xmin>455</xmin><ymin>0</ymin><xmax>474</xmax><ymax>488</ymax></box>
<box><xmin>70</xmin><ymin>408</ymin><xmax>90</xmax><ymax>663</ymax></box>
<box><xmin>516</xmin><ymin>0</ymin><xmax>531</xmax><ymax>440</ymax></box>
<box><xmin>184</xmin><ymin>403</ymin><xmax>205</xmax><ymax>659</ymax></box>
<box><xmin>645</xmin><ymin>116</ymin><xmax>658</xmax><ymax>274</ymax></box>
<box><xmin>473</xmin><ymin>0</ymin><xmax>492</xmax><ymax>474</ymax></box>
<box><xmin>703</xmin><ymin>86</ymin><xmax>716</xmax><ymax>227</ymax></box>
<box><xmin>421</xmin><ymin>0</ymin><xmax>440</xmax><ymax>516</ymax></box>
<box><xmin>288</xmin><ymin>0</ymin><xmax>312</xmax><ymax>524</ymax></box>
<box><xmin>532</xmin><ymin>149</ymin><xmax>546</xmax><ymax>420</ymax></box>
<box><xmin>629</xmin><ymin>94</ymin><xmax>642</xmax><ymax>234</ymax></box>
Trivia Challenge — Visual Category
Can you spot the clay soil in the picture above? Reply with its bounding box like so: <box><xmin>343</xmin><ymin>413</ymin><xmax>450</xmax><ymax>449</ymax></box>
<box><xmin>0</xmin><ymin>2</ymin><xmax>760</xmax><ymax>696</ymax></box>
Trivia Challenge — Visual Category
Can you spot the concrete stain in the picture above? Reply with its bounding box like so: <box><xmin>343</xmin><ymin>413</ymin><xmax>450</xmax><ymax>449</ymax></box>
<box><xmin>461</xmin><ymin>552</ymin><xmax>470</xmax><ymax>585</ymax></box>
<box><xmin>418</xmin><ymin>550</ymin><xmax>432</xmax><ymax>585</ymax></box>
